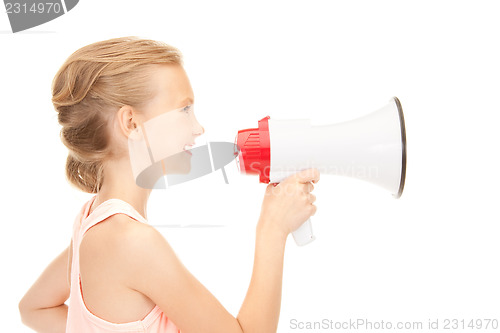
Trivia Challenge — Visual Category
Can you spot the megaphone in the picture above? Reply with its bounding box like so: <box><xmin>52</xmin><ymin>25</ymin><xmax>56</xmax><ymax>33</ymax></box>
<box><xmin>236</xmin><ymin>97</ymin><xmax>407</xmax><ymax>246</ymax></box>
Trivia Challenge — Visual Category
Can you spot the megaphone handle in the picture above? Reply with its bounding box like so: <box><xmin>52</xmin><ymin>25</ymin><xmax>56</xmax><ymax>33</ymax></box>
<box><xmin>292</xmin><ymin>218</ymin><xmax>316</xmax><ymax>246</ymax></box>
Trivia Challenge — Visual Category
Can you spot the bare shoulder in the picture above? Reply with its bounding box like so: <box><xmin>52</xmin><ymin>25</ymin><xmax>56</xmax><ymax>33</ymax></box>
<box><xmin>81</xmin><ymin>214</ymin><xmax>174</xmax><ymax>269</ymax></box>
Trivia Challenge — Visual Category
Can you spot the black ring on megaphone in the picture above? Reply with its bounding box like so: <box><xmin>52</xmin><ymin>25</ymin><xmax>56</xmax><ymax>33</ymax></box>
<box><xmin>394</xmin><ymin>96</ymin><xmax>407</xmax><ymax>198</ymax></box>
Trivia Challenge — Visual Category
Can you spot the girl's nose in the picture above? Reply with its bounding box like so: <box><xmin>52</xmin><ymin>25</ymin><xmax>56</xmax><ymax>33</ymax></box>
<box><xmin>191</xmin><ymin>111</ymin><xmax>204</xmax><ymax>136</ymax></box>
<box><xmin>193</xmin><ymin>122</ymin><xmax>204</xmax><ymax>136</ymax></box>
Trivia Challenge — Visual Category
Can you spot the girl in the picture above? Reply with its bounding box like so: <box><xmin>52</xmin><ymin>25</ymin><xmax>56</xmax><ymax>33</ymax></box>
<box><xmin>18</xmin><ymin>37</ymin><xmax>319</xmax><ymax>333</ymax></box>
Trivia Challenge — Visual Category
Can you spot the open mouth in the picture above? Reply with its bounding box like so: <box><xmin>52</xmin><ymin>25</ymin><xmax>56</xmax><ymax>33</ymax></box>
<box><xmin>183</xmin><ymin>144</ymin><xmax>194</xmax><ymax>155</ymax></box>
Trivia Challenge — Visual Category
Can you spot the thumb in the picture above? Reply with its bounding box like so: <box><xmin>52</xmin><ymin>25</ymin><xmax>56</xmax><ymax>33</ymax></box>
<box><xmin>288</xmin><ymin>168</ymin><xmax>320</xmax><ymax>184</ymax></box>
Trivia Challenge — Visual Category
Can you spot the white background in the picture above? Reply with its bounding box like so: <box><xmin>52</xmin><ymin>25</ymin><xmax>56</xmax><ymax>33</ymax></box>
<box><xmin>1</xmin><ymin>1</ymin><xmax>499</xmax><ymax>332</ymax></box>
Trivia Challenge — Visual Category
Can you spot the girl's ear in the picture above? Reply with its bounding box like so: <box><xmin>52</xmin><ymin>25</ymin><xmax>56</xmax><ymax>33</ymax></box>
<box><xmin>117</xmin><ymin>105</ymin><xmax>140</xmax><ymax>137</ymax></box>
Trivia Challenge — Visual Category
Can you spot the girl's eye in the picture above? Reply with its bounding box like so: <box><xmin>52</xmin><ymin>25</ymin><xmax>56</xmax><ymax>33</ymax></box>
<box><xmin>182</xmin><ymin>105</ymin><xmax>192</xmax><ymax>113</ymax></box>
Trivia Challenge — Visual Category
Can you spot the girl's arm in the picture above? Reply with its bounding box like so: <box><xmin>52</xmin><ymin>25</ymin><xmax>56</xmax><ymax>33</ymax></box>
<box><xmin>235</xmin><ymin>220</ymin><xmax>287</xmax><ymax>333</ymax></box>
<box><xmin>127</xmin><ymin>168</ymin><xmax>319</xmax><ymax>333</ymax></box>
<box><xmin>19</xmin><ymin>244</ymin><xmax>71</xmax><ymax>333</ymax></box>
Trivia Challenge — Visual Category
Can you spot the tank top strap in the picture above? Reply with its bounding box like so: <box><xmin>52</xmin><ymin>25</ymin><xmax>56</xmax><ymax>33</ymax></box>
<box><xmin>79</xmin><ymin>198</ymin><xmax>148</xmax><ymax>238</ymax></box>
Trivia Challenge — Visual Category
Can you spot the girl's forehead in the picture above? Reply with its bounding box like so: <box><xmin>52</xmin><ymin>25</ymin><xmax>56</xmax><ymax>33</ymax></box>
<box><xmin>149</xmin><ymin>65</ymin><xmax>194</xmax><ymax>104</ymax></box>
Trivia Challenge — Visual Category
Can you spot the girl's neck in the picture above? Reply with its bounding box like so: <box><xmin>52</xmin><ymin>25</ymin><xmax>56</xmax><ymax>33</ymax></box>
<box><xmin>92</xmin><ymin>158</ymin><xmax>152</xmax><ymax>220</ymax></box>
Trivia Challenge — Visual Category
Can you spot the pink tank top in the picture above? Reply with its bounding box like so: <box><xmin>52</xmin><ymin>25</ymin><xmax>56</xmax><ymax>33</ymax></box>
<box><xmin>66</xmin><ymin>195</ymin><xmax>180</xmax><ymax>333</ymax></box>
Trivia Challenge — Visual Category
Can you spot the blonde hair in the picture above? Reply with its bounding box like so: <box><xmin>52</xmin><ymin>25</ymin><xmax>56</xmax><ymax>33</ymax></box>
<box><xmin>52</xmin><ymin>36</ymin><xmax>183</xmax><ymax>193</ymax></box>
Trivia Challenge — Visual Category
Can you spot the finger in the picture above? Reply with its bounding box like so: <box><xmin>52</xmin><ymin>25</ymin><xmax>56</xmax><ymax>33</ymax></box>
<box><xmin>265</xmin><ymin>183</ymin><xmax>277</xmax><ymax>195</ymax></box>
<box><xmin>303</xmin><ymin>182</ymin><xmax>314</xmax><ymax>193</ymax></box>
<box><xmin>292</xmin><ymin>168</ymin><xmax>320</xmax><ymax>184</ymax></box>
<box><xmin>309</xmin><ymin>204</ymin><xmax>317</xmax><ymax>216</ymax></box>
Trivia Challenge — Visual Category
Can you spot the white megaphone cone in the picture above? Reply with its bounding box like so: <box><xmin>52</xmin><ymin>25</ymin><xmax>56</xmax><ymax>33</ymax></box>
<box><xmin>236</xmin><ymin>97</ymin><xmax>407</xmax><ymax>246</ymax></box>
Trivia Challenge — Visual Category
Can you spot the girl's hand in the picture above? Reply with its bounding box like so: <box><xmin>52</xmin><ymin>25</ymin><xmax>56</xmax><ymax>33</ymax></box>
<box><xmin>257</xmin><ymin>168</ymin><xmax>320</xmax><ymax>239</ymax></box>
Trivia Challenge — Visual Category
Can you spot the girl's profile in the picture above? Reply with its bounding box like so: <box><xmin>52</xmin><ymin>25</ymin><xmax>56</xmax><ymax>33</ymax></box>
<box><xmin>18</xmin><ymin>36</ymin><xmax>319</xmax><ymax>333</ymax></box>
